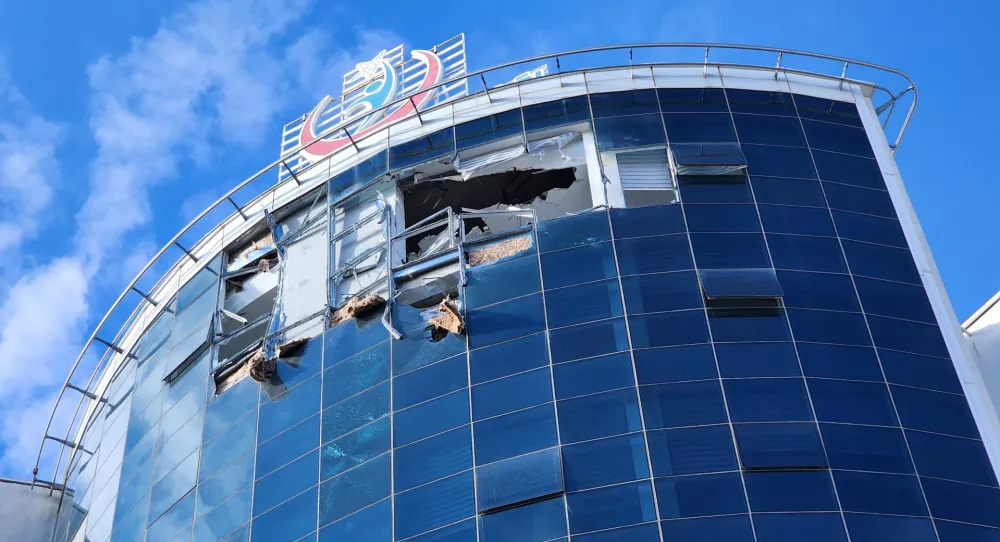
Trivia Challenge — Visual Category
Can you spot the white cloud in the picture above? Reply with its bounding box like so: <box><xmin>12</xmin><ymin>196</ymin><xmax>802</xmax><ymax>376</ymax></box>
<box><xmin>286</xmin><ymin>28</ymin><xmax>403</xmax><ymax>103</ymax></box>
<box><xmin>0</xmin><ymin>59</ymin><xmax>64</xmax><ymax>261</ymax></box>
<box><xmin>0</xmin><ymin>0</ymin><xmax>401</xmax><ymax>480</ymax></box>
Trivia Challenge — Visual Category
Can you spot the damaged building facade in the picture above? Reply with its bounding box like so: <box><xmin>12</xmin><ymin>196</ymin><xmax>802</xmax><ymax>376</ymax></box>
<box><xmin>29</xmin><ymin>39</ymin><xmax>1000</xmax><ymax>542</ymax></box>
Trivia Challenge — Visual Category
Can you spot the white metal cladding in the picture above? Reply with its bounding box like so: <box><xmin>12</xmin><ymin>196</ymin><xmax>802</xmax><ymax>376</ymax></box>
<box><xmin>38</xmin><ymin>44</ymin><xmax>923</xmax><ymax>506</ymax></box>
<box><xmin>616</xmin><ymin>149</ymin><xmax>672</xmax><ymax>190</ymax></box>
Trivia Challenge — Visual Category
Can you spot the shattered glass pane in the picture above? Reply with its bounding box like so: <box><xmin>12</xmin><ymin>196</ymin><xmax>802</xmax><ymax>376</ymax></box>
<box><xmin>537</xmin><ymin>210</ymin><xmax>611</xmax><ymax>253</ymax></box>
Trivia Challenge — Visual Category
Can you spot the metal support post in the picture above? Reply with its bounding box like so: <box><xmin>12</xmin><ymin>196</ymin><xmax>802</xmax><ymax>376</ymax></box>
<box><xmin>130</xmin><ymin>286</ymin><xmax>158</xmax><ymax>306</ymax></box>
<box><xmin>227</xmin><ymin>197</ymin><xmax>248</xmax><ymax>220</ymax></box>
<box><xmin>282</xmin><ymin>160</ymin><xmax>304</xmax><ymax>185</ymax></box>
<box><xmin>342</xmin><ymin>128</ymin><xmax>360</xmax><ymax>152</ymax></box>
<box><xmin>481</xmin><ymin>74</ymin><xmax>491</xmax><ymax>103</ymax></box>
<box><xmin>409</xmin><ymin>96</ymin><xmax>424</xmax><ymax>125</ymax></box>
<box><xmin>174</xmin><ymin>241</ymin><xmax>199</xmax><ymax>262</ymax></box>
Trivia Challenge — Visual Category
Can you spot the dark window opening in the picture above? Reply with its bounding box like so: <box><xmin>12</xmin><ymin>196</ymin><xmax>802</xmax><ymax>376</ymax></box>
<box><xmin>400</xmin><ymin>167</ymin><xmax>578</xmax><ymax>256</ymax></box>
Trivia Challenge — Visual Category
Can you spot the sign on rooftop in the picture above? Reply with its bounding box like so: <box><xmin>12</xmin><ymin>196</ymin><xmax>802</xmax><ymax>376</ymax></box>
<box><xmin>280</xmin><ymin>34</ymin><xmax>468</xmax><ymax>174</ymax></box>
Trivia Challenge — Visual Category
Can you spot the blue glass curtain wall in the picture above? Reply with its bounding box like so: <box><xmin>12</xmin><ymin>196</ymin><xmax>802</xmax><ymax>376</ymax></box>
<box><xmin>56</xmin><ymin>88</ymin><xmax>1000</xmax><ymax>542</ymax></box>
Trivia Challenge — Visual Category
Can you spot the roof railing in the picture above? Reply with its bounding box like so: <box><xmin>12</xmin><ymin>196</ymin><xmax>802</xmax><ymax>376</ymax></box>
<box><xmin>33</xmin><ymin>43</ymin><xmax>917</xmax><ymax>505</ymax></box>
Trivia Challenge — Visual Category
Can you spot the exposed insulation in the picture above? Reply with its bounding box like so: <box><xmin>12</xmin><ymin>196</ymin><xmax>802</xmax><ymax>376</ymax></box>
<box><xmin>216</xmin><ymin>361</ymin><xmax>252</xmax><ymax>393</ymax></box>
<box><xmin>257</xmin><ymin>258</ymin><xmax>271</xmax><ymax>273</ymax></box>
<box><xmin>247</xmin><ymin>349</ymin><xmax>276</xmax><ymax>383</ymax></box>
<box><xmin>330</xmin><ymin>294</ymin><xmax>385</xmax><ymax>326</ymax></box>
<box><xmin>466</xmin><ymin>236</ymin><xmax>532</xmax><ymax>267</ymax></box>
<box><xmin>278</xmin><ymin>337</ymin><xmax>309</xmax><ymax>359</ymax></box>
<box><xmin>429</xmin><ymin>298</ymin><xmax>464</xmax><ymax>335</ymax></box>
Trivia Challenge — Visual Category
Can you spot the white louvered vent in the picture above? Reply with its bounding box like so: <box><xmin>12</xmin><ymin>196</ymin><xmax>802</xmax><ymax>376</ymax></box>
<box><xmin>617</xmin><ymin>149</ymin><xmax>672</xmax><ymax>190</ymax></box>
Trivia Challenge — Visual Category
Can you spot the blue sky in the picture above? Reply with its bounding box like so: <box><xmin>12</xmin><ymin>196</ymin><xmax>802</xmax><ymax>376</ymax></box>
<box><xmin>0</xmin><ymin>0</ymin><xmax>994</xmax><ymax>477</ymax></box>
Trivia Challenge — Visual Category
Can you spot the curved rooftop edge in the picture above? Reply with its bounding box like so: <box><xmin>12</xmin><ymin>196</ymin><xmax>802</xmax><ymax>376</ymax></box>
<box><xmin>33</xmin><ymin>42</ymin><xmax>918</xmax><ymax>494</ymax></box>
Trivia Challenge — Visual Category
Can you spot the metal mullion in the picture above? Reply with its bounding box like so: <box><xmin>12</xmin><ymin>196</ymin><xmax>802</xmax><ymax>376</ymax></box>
<box><xmin>527</xmin><ymin>214</ymin><xmax>572</xmax><ymax>540</ymax></box>
<box><xmin>722</xmin><ymin>83</ymin><xmax>853</xmax><ymax>541</ymax></box>
<box><xmin>458</xmin><ymin>238</ymin><xmax>481</xmax><ymax>542</ymax></box>
<box><xmin>789</xmin><ymin>91</ymin><xmax>942</xmax><ymax>542</ymax></box>
<box><xmin>603</xmin><ymin>208</ymin><xmax>666</xmax><ymax>542</ymax></box>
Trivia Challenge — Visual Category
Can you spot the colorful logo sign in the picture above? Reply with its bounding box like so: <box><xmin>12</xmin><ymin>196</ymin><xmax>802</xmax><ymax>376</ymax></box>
<box><xmin>296</xmin><ymin>48</ymin><xmax>445</xmax><ymax>162</ymax></box>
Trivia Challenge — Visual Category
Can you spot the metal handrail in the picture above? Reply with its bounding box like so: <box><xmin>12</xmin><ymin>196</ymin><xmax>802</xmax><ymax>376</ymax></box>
<box><xmin>34</xmin><ymin>42</ymin><xmax>918</xmax><ymax>504</ymax></box>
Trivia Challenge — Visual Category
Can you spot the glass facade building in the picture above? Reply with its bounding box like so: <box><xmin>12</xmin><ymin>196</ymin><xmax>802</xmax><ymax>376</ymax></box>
<box><xmin>35</xmin><ymin>43</ymin><xmax>1000</xmax><ymax>542</ymax></box>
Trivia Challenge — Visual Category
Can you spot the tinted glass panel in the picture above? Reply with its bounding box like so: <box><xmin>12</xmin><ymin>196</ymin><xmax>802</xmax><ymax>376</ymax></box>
<box><xmin>321</xmin><ymin>382</ymin><xmax>389</xmax><ymax>444</ymax></box>
<box><xmin>479</xmin><ymin>497</ymin><xmax>567</xmax><ymax>542</ymax></box>
<box><xmin>455</xmin><ymin>109</ymin><xmax>523</xmax><ymax>151</ymax></box>
<box><xmin>522</xmin><ymin>96</ymin><xmax>590</xmax><ymax>132</ymax></box>
<box><xmin>394</xmin><ymin>426</ymin><xmax>471</xmax><ymax>493</ymax></box>
<box><xmin>812</xmin><ymin>151</ymin><xmax>885</xmax><ymax>190</ymax></box>
<box><xmin>802</xmin><ymin>119</ymin><xmax>873</xmax><ymax>157</ymax></box>
<box><xmin>545</xmin><ymin>279</ymin><xmax>623</xmax><ymax>328</ymax></box>
<box><xmin>474</xmin><ymin>404</ymin><xmax>557</xmax><ymax>464</ymax></box>
<box><xmin>742</xmin><ymin>144</ymin><xmax>816</xmax><ymax>179</ymax></box>
<box><xmin>258</xmin><ymin>374</ymin><xmax>321</xmax><ymax>442</ymax></box>
<box><xmin>683</xmin><ymin>204</ymin><xmax>761</xmax><ymax>233</ymax></box>
<box><xmin>867</xmin><ymin>315</ymin><xmax>948</xmax><ymax>358</ymax></box>
<box><xmin>834</xmin><ymin>471</ymin><xmax>927</xmax><ymax>516</ymax></box>
<box><xmin>744</xmin><ymin>471</ymin><xmax>838</xmax><ymax>512</ymax></box>
<box><xmin>538</xmin><ymin>211</ymin><xmax>611</xmax><ymax>253</ymax></box>
<box><xmin>922</xmin><ymin>477</ymin><xmax>1000</xmax><ymax>527</ymax></box>
<box><xmin>733</xmin><ymin>113</ymin><xmax>806</xmax><ymax>146</ymax></box>
<box><xmin>646</xmin><ymin>425</ymin><xmax>737</xmax><ymax>476</ymax></box>
<box><xmin>590</xmin><ymin>90</ymin><xmax>659</xmax><ymax>117</ymax></box>
<box><xmin>394</xmin><ymin>390</ymin><xmax>469</xmax><ymax>447</ymax></box>
<box><xmin>689</xmin><ymin>233</ymin><xmax>771</xmax><ymax>269</ymax></box>
<box><xmin>615</xmin><ymin>234</ymin><xmax>694</xmax><ymax>275</ymax></box>
<box><xmin>252</xmin><ymin>487</ymin><xmax>318</xmax><ymax>542</ymax></box>
<box><xmin>472</xmin><ymin>368</ymin><xmax>552</xmax><ymax>420</ymax></box>
<box><xmin>892</xmin><ymin>385</ymin><xmax>979</xmax><ymax>438</ymax></box>
<box><xmin>558</xmin><ymin>388</ymin><xmax>642</xmax><ymax>443</ymax></box>
<box><xmin>821</xmin><ymin>423</ymin><xmax>913</xmax><ymax>474</ymax></box>
<box><xmin>843</xmin><ymin>514</ymin><xmax>937</xmax><ymax>542</ymax></box>
<box><xmin>751</xmin><ymin>176</ymin><xmax>827</xmax><ymax>207</ymax></box>
<box><xmin>566</xmin><ymin>480</ymin><xmax>656</xmax><ymax>534</ymax></box>
<box><xmin>553</xmin><ymin>352</ymin><xmax>635</xmax><ymax>400</ymax></box>
<box><xmin>549</xmin><ymin>317</ymin><xmax>629</xmax><ymax>363</ymax></box>
<box><xmin>724</xmin><ymin>378</ymin><xmax>813</xmax><ymax>422</ymax></box>
<box><xmin>809</xmin><ymin>379</ymin><xmax>897</xmax><ymax>425</ymax></box>
<box><xmin>660</xmin><ymin>515</ymin><xmax>755</xmax><ymax>542</ymax></box>
<box><xmin>393</xmin><ymin>354</ymin><xmax>467</xmax><ymax>411</ymax></box>
<box><xmin>777</xmin><ymin>270</ymin><xmax>859</xmax><ymax>311</ymax></box>
<box><xmin>663</xmin><ymin>113</ymin><xmax>736</xmax><ymax>143</ymax></box>
<box><xmin>621</xmin><ymin>271</ymin><xmax>703</xmax><ymax>314</ymax></box>
<box><xmin>641</xmin><ymin>380</ymin><xmax>728</xmax><ymax>428</ymax></box>
<box><xmin>797</xmin><ymin>343</ymin><xmax>883</xmax><ymax>381</ymax></box>
<box><xmin>841</xmin><ymin>240</ymin><xmax>920</xmax><ymax>284</ymax></box>
<box><xmin>767</xmin><ymin>234</ymin><xmax>848</xmax><ymax>273</ymax></box>
<box><xmin>321</xmin><ymin>417</ymin><xmax>390</xmax><ymax>481</ymax></box>
<box><xmin>708</xmin><ymin>309</ymin><xmax>791</xmax><ymax>343</ymax></box>
<box><xmin>317</xmin><ymin>496</ymin><xmax>391</xmax><ymax>542</ymax></box>
<box><xmin>394</xmin><ymin>471</ymin><xmax>475</xmax><ymax>540</ymax></box>
<box><xmin>734</xmin><ymin>423</ymin><xmax>826</xmax><ymax>469</ymax></box>
<box><xmin>907</xmin><ymin>430</ymin><xmax>997</xmax><ymax>486</ymax></box>
<box><xmin>318</xmin><ymin>453</ymin><xmax>391</xmax><ymax>526</ymax></box>
<box><xmin>795</xmin><ymin>96</ymin><xmax>862</xmax><ymax>126</ymax></box>
<box><xmin>758</xmin><ymin>204</ymin><xmax>836</xmax><ymax>236</ymax></box>
<box><xmin>727</xmin><ymin>89</ymin><xmax>797</xmax><ymax>115</ymax></box>
<box><xmin>540</xmin><ymin>242</ymin><xmax>617</xmax><ymax>289</ymax></box>
<box><xmin>754</xmin><ymin>513</ymin><xmax>848</xmax><ymax>542</ymax></box>
<box><xmin>610</xmin><ymin>204</ymin><xmax>686</xmax><ymax>237</ymax></box>
<box><xmin>633</xmin><ymin>344</ymin><xmax>718</xmax><ymax>384</ymax></box>
<box><xmin>389</xmin><ymin>128</ymin><xmax>455</xmax><ymax>171</ymax></box>
<box><xmin>823</xmin><ymin>182</ymin><xmax>896</xmax><ymax>218</ymax></box>
<box><xmin>563</xmin><ymin>433</ymin><xmax>650</xmax><ymax>490</ymax></box>
<box><xmin>833</xmin><ymin>210</ymin><xmax>907</xmax><ymax>248</ymax></box>
<box><xmin>629</xmin><ymin>310</ymin><xmax>709</xmax><ymax>348</ymax></box>
<box><xmin>467</xmin><ymin>293</ymin><xmax>545</xmax><ymax>349</ymax></box>
<box><xmin>658</xmin><ymin>88</ymin><xmax>728</xmax><ymax>112</ymax></box>
<box><xmin>854</xmin><ymin>276</ymin><xmax>935</xmax><ymax>323</ymax></box>
<box><xmin>477</xmin><ymin>447</ymin><xmax>562</xmax><ymax>511</ymax></box>
<box><xmin>595</xmin><ymin>114</ymin><xmax>666</xmax><ymax>150</ymax></box>
<box><xmin>465</xmin><ymin>254</ymin><xmax>541</xmax><ymax>310</ymax></box>
<box><xmin>655</xmin><ymin>473</ymin><xmax>747</xmax><ymax>518</ymax></box>
<box><xmin>252</xmin><ymin>450</ymin><xmax>318</xmax><ymax>516</ymax></box>
<box><xmin>715</xmin><ymin>342</ymin><xmax>801</xmax><ymax>378</ymax></box>
<box><xmin>470</xmin><ymin>332</ymin><xmax>548</xmax><ymax>385</ymax></box>
<box><xmin>786</xmin><ymin>309</ymin><xmax>871</xmax><ymax>346</ymax></box>
<box><xmin>879</xmin><ymin>349</ymin><xmax>962</xmax><ymax>394</ymax></box>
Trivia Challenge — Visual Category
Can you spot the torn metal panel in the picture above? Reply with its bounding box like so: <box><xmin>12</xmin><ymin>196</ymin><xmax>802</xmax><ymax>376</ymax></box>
<box><xmin>454</xmin><ymin>132</ymin><xmax>582</xmax><ymax>180</ymax></box>
<box><xmin>280</xmin><ymin>218</ymin><xmax>329</xmax><ymax>338</ymax></box>
<box><xmin>394</xmin><ymin>262</ymin><xmax>461</xmax><ymax>307</ymax></box>
<box><xmin>466</xmin><ymin>235</ymin><xmax>534</xmax><ymax>267</ymax></box>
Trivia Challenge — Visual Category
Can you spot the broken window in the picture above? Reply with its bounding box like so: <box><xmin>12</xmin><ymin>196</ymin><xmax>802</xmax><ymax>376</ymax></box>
<box><xmin>215</xmin><ymin>216</ymin><xmax>282</xmax><ymax>377</ymax></box>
